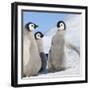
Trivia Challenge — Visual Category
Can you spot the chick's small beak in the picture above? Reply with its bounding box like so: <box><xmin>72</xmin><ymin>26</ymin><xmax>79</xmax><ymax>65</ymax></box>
<box><xmin>34</xmin><ymin>24</ymin><xmax>38</xmax><ymax>29</ymax></box>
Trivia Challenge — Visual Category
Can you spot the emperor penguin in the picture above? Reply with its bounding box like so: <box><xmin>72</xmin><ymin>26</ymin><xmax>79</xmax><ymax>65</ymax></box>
<box><xmin>48</xmin><ymin>21</ymin><xmax>66</xmax><ymax>72</ymax></box>
<box><xmin>48</xmin><ymin>21</ymin><xmax>80</xmax><ymax>72</ymax></box>
<box><xmin>34</xmin><ymin>32</ymin><xmax>47</xmax><ymax>72</ymax></box>
<box><xmin>23</xmin><ymin>22</ymin><xmax>42</xmax><ymax>77</ymax></box>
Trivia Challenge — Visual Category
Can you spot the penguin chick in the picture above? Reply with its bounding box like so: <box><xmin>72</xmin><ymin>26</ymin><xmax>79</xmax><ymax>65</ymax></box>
<box><xmin>34</xmin><ymin>32</ymin><xmax>47</xmax><ymax>73</ymax></box>
<box><xmin>23</xmin><ymin>22</ymin><xmax>41</xmax><ymax>77</ymax></box>
<box><xmin>48</xmin><ymin>21</ymin><xmax>67</xmax><ymax>72</ymax></box>
<box><xmin>48</xmin><ymin>21</ymin><xmax>80</xmax><ymax>73</ymax></box>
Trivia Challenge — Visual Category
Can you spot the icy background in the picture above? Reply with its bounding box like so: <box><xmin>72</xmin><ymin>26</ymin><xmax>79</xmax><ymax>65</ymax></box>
<box><xmin>23</xmin><ymin>14</ymin><xmax>81</xmax><ymax>79</ymax></box>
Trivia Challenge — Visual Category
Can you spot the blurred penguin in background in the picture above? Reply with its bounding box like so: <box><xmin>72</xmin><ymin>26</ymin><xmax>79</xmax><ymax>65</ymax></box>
<box><xmin>23</xmin><ymin>22</ymin><xmax>41</xmax><ymax>77</ymax></box>
<box><xmin>35</xmin><ymin>32</ymin><xmax>47</xmax><ymax>73</ymax></box>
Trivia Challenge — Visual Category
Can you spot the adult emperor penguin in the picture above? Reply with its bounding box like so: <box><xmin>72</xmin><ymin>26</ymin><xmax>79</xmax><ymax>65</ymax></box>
<box><xmin>48</xmin><ymin>21</ymin><xmax>67</xmax><ymax>72</ymax></box>
<box><xmin>34</xmin><ymin>32</ymin><xmax>47</xmax><ymax>72</ymax></box>
<box><xmin>23</xmin><ymin>22</ymin><xmax>42</xmax><ymax>77</ymax></box>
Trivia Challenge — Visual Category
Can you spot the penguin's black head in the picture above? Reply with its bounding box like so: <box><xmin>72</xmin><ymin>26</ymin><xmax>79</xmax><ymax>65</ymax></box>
<box><xmin>34</xmin><ymin>31</ymin><xmax>44</xmax><ymax>40</ymax></box>
<box><xmin>25</xmin><ymin>22</ymin><xmax>38</xmax><ymax>31</ymax></box>
<box><xmin>57</xmin><ymin>21</ymin><xmax>66</xmax><ymax>30</ymax></box>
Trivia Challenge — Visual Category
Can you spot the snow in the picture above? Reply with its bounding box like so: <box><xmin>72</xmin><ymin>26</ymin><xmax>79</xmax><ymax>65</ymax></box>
<box><xmin>23</xmin><ymin>47</ymin><xmax>80</xmax><ymax>80</ymax></box>
<box><xmin>22</xmin><ymin>15</ymin><xmax>81</xmax><ymax>80</ymax></box>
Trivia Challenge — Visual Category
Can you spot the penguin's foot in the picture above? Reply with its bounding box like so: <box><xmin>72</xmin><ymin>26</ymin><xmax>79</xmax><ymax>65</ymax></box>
<box><xmin>54</xmin><ymin>66</ymin><xmax>71</xmax><ymax>72</ymax></box>
<box><xmin>22</xmin><ymin>73</ymin><xmax>26</xmax><ymax>78</ymax></box>
<box><xmin>48</xmin><ymin>68</ymin><xmax>56</xmax><ymax>73</ymax></box>
<box><xmin>32</xmin><ymin>74</ymin><xmax>38</xmax><ymax>76</ymax></box>
<box><xmin>48</xmin><ymin>67</ymin><xmax>68</xmax><ymax>73</ymax></box>
<box><xmin>55</xmin><ymin>67</ymin><xmax>67</xmax><ymax>72</ymax></box>
<box><xmin>23</xmin><ymin>73</ymin><xmax>39</xmax><ymax>77</ymax></box>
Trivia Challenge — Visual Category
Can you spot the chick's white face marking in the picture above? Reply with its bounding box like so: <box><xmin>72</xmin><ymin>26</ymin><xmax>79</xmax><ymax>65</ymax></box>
<box><xmin>36</xmin><ymin>33</ymin><xmax>41</xmax><ymax>39</ymax></box>
<box><xmin>58</xmin><ymin>23</ymin><xmax>65</xmax><ymax>31</ymax></box>
<box><xmin>28</xmin><ymin>24</ymin><xmax>35</xmax><ymax>31</ymax></box>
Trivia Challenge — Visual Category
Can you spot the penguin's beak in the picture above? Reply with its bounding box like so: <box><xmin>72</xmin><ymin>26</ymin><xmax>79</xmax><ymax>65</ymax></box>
<box><xmin>34</xmin><ymin>24</ymin><xmax>38</xmax><ymax>29</ymax></box>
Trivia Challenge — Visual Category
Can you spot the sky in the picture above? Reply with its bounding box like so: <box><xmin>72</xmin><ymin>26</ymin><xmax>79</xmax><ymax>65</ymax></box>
<box><xmin>23</xmin><ymin>11</ymin><xmax>69</xmax><ymax>34</ymax></box>
<box><xmin>23</xmin><ymin>10</ymin><xmax>81</xmax><ymax>54</ymax></box>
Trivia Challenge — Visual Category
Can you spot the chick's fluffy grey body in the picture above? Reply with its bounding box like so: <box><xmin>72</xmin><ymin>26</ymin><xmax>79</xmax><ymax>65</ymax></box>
<box><xmin>48</xmin><ymin>30</ymin><xmax>66</xmax><ymax>72</ymax></box>
<box><xmin>23</xmin><ymin>30</ymin><xmax>41</xmax><ymax>77</ymax></box>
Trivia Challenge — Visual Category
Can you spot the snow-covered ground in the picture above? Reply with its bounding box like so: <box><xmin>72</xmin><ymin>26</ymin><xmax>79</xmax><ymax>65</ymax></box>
<box><xmin>22</xmin><ymin>15</ymin><xmax>81</xmax><ymax>80</ymax></box>
<box><xmin>22</xmin><ymin>47</ymin><xmax>80</xmax><ymax>80</ymax></box>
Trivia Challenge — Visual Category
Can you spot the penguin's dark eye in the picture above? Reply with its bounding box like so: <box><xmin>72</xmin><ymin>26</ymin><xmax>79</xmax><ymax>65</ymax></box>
<box><xmin>31</xmin><ymin>24</ymin><xmax>34</xmax><ymax>27</ymax></box>
<box><xmin>38</xmin><ymin>34</ymin><xmax>40</xmax><ymax>37</ymax></box>
<box><xmin>36</xmin><ymin>33</ymin><xmax>41</xmax><ymax>38</ymax></box>
<box><xmin>29</xmin><ymin>24</ymin><xmax>34</xmax><ymax>28</ymax></box>
<box><xmin>60</xmin><ymin>23</ymin><xmax>63</xmax><ymax>26</ymax></box>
